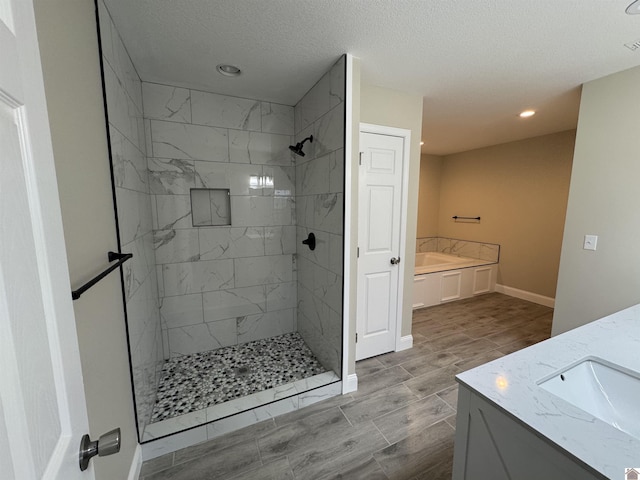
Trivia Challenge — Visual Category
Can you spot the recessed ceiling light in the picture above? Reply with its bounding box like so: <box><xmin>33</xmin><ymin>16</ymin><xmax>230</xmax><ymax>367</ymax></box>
<box><xmin>626</xmin><ymin>0</ymin><xmax>640</xmax><ymax>14</ymax></box>
<box><xmin>216</xmin><ymin>64</ymin><xmax>242</xmax><ymax>77</ymax></box>
<box><xmin>519</xmin><ymin>110</ymin><xmax>536</xmax><ymax>118</ymax></box>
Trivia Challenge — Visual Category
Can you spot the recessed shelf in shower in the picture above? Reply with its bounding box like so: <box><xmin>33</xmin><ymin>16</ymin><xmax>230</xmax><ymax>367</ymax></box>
<box><xmin>190</xmin><ymin>188</ymin><xmax>231</xmax><ymax>226</ymax></box>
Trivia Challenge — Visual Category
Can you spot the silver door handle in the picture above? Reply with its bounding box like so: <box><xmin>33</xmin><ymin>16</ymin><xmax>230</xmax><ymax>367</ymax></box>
<box><xmin>390</xmin><ymin>257</ymin><xmax>401</xmax><ymax>265</ymax></box>
<box><xmin>79</xmin><ymin>428</ymin><xmax>121</xmax><ymax>471</ymax></box>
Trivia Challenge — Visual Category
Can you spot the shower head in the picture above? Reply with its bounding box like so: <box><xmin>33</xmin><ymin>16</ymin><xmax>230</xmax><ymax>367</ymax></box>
<box><xmin>289</xmin><ymin>135</ymin><xmax>313</xmax><ymax>157</ymax></box>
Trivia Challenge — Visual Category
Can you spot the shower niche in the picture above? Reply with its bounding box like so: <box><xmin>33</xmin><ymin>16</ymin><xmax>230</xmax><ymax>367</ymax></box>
<box><xmin>97</xmin><ymin>1</ymin><xmax>346</xmax><ymax>445</ymax></box>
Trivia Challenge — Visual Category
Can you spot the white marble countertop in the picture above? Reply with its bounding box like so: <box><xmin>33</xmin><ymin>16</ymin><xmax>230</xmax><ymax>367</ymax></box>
<box><xmin>457</xmin><ymin>303</ymin><xmax>640</xmax><ymax>478</ymax></box>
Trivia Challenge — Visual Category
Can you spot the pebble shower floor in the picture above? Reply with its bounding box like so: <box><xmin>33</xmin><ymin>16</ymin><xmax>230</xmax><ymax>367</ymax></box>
<box><xmin>149</xmin><ymin>332</ymin><xmax>327</xmax><ymax>423</ymax></box>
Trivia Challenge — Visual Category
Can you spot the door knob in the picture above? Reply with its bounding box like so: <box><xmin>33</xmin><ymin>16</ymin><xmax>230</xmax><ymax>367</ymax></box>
<box><xmin>79</xmin><ymin>428</ymin><xmax>121</xmax><ymax>471</ymax></box>
<box><xmin>390</xmin><ymin>256</ymin><xmax>401</xmax><ymax>265</ymax></box>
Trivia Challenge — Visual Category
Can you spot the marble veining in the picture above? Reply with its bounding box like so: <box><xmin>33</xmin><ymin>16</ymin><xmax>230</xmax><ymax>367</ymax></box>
<box><xmin>191</xmin><ymin>90</ymin><xmax>261</xmax><ymax>131</ymax></box>
<box><xmin>150</xmin><ymin>332</ymin><xmax>327</xmax><ymax>422</ymax></box>
<box><xmin>417</xmin><ymin>237</ymin><xmax>500</xmax><ymax>263</ymax></box>
<box><xmin>142</xmin><ymin>82</ymin><xmax>191</xmax><ymax>123</ymax></box>
<box><xmin>457</xmin><ymin>304</ymin><xmax>640</xmax><ymax>478</ymax></box>
<box><xmin>100</xmin><ymin>1</ymin><xmax>163</xmax><ymax>439</ymax></box>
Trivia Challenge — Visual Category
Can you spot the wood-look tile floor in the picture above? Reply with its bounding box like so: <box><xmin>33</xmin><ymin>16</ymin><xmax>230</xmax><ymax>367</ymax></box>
<box><xmin>140</xmin><ymin>293</ymin><xmax>552</xmax><ymax>480</ymax></box>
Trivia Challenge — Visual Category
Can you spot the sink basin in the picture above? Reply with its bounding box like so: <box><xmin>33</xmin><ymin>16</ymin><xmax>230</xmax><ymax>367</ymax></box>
<box><xmin>538</xmin><ymin>357</ymin><xmax>640</xmax><ymax>439</ymax></box>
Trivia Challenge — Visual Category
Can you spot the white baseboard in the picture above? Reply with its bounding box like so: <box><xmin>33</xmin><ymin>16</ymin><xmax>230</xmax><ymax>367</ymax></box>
<box><xmin>128</xmin><ymin>443</ymin><xmax>143</xmax><ymax>480</ymax></box>
<box><xmin>495</xmin><ymin>284</ymin><xmax>555</xmax><ymax>308</ymax></box>
<box><xmin>397</xmin><ymin>334</ymin><xmax>413</xmax><ymax>352</ymax></box>
<box><xmin>343</xmin><ymin>373</ymin><xmax>358</xmax><ymax>393</ymax></box>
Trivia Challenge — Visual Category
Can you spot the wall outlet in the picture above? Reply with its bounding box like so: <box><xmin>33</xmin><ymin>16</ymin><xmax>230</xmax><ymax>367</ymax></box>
<box><xmin>583</xmin><ymin>234</ymin><xmax>598</xmax><ymax>251</ymax></box>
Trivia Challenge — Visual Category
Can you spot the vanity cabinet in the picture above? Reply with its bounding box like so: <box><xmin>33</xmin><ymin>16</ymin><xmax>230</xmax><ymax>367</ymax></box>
<box><xmin>452</xmin><ymin>385</ymin><xmax>605</xmax><ymax>480</ymax></box>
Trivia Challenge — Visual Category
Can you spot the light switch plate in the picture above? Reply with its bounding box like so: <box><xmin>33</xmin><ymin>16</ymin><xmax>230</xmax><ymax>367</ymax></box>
<box><xmin>583</xmin><ymin>234</ymin><xmax>598</xmax><ymax>251</ymax></box>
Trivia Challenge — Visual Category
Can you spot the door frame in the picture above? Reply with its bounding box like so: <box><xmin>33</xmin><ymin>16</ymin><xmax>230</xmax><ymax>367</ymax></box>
<box><xmin>357</xmin><ymin>122</ymin><xmax>412</xmax><ymax>358</ymax></box>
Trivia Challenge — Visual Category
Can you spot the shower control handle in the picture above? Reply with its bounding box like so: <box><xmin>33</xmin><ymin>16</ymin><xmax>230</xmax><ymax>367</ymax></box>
<box><xmin>79</xmin><ymin>428</ymin><xmax>121</xmax><ymax>471</ymax></box>
<box><xmin>302</xmin><ymin>232</ymin><xmax>316</xmax><ymax>251</ymax></box>
<box><xmin>390</xmin><ymin>256</ymin><xmax>401</xmax><ymax>265</ymax></box>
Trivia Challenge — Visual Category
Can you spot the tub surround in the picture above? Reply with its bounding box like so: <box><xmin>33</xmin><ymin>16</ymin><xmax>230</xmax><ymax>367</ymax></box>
<box><xmin>415</xmin><ymin>251</ymin><xmax>496</xmax><ymax>275</ymax></box>
<box><xmin>417</xmin><ymin>236</ymin><xmax>500</xmax><ymax>263</ymax></box>
<box><xmin>453</xmin><ymin>304</ymin><xmax>640</xmax><ymax>478</ymax></box>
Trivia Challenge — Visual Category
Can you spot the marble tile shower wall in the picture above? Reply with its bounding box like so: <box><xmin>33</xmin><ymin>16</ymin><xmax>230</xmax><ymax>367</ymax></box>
<box><xmin>98</xmin><ymin>0</ymin><xmax>163</xmax><ymax>435</ymax></box>
<box><xmin>294</xmin><ymin>56</ymin><xmax>345</xmax><ymax>375</ymax></box>
<box><xmin>416</xmin><ymin>237</ymin><xmax>500</xmax><ymax>263</ymax></box>
<box><xmin>142</xmin><ymin>81</ymin><xmax>298</xmax><ymax>358</ymax></box>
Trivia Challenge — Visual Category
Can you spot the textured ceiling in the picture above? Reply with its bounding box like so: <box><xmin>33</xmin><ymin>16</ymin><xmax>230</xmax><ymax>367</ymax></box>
<box><xmin>103</xmin><ymin>0</ymin><xmax>640</xmax><ymax>154</ymax></box>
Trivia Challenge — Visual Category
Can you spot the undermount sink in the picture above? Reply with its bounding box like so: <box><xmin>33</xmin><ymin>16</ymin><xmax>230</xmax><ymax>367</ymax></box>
<box><xmin>538</xmin><ymin>357</ymin><xmax>640</xmax><ymax>439</ymax></box>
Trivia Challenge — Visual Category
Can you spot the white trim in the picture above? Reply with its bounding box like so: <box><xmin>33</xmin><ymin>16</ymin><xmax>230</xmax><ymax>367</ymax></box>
<box><xmin>397</xmin><ymin>335</ymin><xmax>413</xmax><ymax>352</ymax></box>
<box><xmin>343</xmin><ymin>373</ymin><xmax>358</xmax><ymax>393</ymax></box>
<box><xmin>128</xmin><ymin>444</ymin><xmax>142</xmax><ymax>480</ymax></box>
<box><xmin>495</xmin><ymin>284</ymin><xmax>555</xmax><ymax>308</ymax></box>
<box><xmin>342</xmin><ymin>54</ymin><xmax>354</xmax><ymax>394</ymax></box>
<box><xmin>358</xmin><ymin>123</ymin><xmax>412</xmax><ymax>356</ymax></box>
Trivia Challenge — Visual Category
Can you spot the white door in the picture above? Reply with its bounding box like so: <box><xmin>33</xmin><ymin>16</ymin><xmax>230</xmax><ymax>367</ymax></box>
<box><xmin>0</xmin><ymin>1</ymin><xmax>94</xmax><ymax>478</ymax></box>
<box><xmin>356</xmin><ymin>130</ymin><xmax>405</xmax><ymax>361</ymax></box>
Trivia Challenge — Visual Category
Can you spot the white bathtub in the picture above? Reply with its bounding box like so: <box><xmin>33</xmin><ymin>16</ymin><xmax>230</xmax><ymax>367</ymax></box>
<box><xmin>414</xmin><ymin>252</ymin><xmax>486</xmax><ymax>275</ymax></box>
<box><xmin>413</xmin><ymin>252</ymin><xmax>497</xmax><ymax>309</ymax></box>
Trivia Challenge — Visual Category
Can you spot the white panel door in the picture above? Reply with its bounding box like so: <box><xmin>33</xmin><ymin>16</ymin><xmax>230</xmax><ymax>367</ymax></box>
<box><xmin>0</xmin><ymin>1</ymin><xmax>94</xmax><ymax>478</ymax></box>
<box><xmin>356</xmin><ymin>132</ymin><xmax>404</xmax><ymax>360</ymax></box>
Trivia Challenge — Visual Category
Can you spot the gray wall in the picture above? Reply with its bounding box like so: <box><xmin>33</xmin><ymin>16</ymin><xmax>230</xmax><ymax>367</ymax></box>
<box><xmin>360</xmin><ymin>83</ymin><xmax>423</xmax><ymax>338</ymax></box>
<box><xmin>553</xmin><ymin>65</ymin><xmax>640</xmax><ymax>335</ymax></box>
<box><xmin>33</xmin><ymin>1</ymin><xmax>138</xmax><ymax>478</ymax></box>
<box><xmin>98</xmin><ymin>0</ymin><xmax>164</xmax><ymax>436</ymax></box>
<box><xmin>294</xmin><ymin>56</ymin><xmax>346</xmax><ymax>375</ymax></box>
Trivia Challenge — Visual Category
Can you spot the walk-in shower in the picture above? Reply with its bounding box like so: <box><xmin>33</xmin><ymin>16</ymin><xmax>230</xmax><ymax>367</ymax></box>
<box><xmin>97</xmin><ymin>1</ymin><xmax>346</xmax><ymax>444</ymax></box>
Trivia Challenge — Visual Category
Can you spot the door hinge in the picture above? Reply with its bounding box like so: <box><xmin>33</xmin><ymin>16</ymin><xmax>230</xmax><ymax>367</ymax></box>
<box><xmin>359</xmin><ymin>152</ymin><xmax>363</xmax><ymax>165</ymax></box>
<box><xmin>356</xmin><ymin>333</ymin><xmax>358</xmax><ymax>343</ymax></box>
<box><xmin>357</xmin><ymin>247</ymin><xmax>360</xmax><ymax>258</ymax></box>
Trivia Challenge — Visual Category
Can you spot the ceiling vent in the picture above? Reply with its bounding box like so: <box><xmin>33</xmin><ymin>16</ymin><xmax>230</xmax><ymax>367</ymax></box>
<box><xmin>624</xmin><ymin>39</ymin><xmax>640</xmax><ymax>51</ymax></box>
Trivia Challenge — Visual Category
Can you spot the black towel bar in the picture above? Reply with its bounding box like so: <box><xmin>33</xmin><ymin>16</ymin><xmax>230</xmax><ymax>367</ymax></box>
<box><xmin>71</xmin><ymin>251</ymin><xmax>133</xmax><ymax>300</ymax></box>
